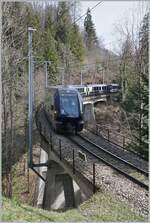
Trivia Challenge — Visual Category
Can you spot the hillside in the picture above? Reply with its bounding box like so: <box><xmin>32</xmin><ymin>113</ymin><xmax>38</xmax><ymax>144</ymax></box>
<box><xmin>2</xmin><ymin>149</ymin><xmax>146</xmax><ymax>222</ymax></box>
<box><xmin>2</xmin><ymin>191</ymin><xmax>146</xmax><ymax>222</ymax></box>
<box><xmin>2</xmin><ymin>2</ymin><xmax>148</xmax><ymax>220</ymax></box>
<box><xmin>70</xmin><ymin>45</ymin><xmax>120</xmax><ymax>85</ymax></box>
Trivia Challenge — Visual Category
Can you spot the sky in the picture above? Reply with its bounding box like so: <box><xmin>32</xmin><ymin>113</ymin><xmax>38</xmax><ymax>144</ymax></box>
<box><xmin>79</xmin><ymin>1</ymin><xmax>148</xmax><ymax>52</ymax></box>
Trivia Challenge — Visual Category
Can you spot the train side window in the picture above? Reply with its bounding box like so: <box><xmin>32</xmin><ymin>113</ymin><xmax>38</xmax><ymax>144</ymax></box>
<box><xmin>51</xmin><ymin>105</ymin><xmax>54</xmax><ymax>110</ymax></box>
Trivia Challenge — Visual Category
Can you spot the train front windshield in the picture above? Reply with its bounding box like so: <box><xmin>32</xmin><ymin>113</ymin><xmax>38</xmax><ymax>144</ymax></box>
<box><xmin>60</xmin><ymin>93</ymin><xmax>79</xmax><ymax>117</ymax></box>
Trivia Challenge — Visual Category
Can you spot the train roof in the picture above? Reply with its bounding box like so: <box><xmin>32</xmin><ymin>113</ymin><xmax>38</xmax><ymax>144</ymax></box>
<box><xmin>47</xmin><ymin>84</ymin><xmax>119</xmax><ymax>91</ymax></box>
<box><xmin>111</xmin><ymin>83</ymin><xmax>119</xmax><ymax>86</ymax></box>
<box><xmin>68</xmin><ymin>85</ymin><xmax>86</xmax><ymax>88</ymax></box>
<box><xmin>58</xmin><ymin>87</ymin><xmax>77</xmax><ymax>91</ymax></box>
<box><xmin>47</xmin><ymin>85</ymin><xmax>63</xmax><ymax>89</ymax></box>
<box><xmin>47</xmin><ymin>85</ymin><xmax>78</xmax><ymax>94</ymax></box>
<box><xmin>87</xmin><ymin>84</ymin><xmax>108</xmax><ymax>87</ymax></box>
<box><xmin>47</xmin><ymin>85</ymin><xmax>86</xmax><ymax>89</ymax></box>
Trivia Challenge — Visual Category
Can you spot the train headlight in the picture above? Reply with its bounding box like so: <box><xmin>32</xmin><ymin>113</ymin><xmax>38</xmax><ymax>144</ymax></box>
<box><xmin>54</xmin><ymin>110</ymin><xmax>57</xmax><ymax>119</ymax></box>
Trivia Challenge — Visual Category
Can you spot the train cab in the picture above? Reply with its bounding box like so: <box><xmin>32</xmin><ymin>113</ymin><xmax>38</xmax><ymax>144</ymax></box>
<box><xmin>45</xmin><ymin>86</ymin><xmax>84</xmax><ymax>133</ymax></box>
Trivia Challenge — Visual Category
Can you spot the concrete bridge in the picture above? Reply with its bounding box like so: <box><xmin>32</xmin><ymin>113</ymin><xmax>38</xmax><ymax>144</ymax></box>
<box><xmin>35</xmin><ymin>95</ymin><xmax>108</xmax><ymax>210</ymax></box>
<box><xmin>35</xmin><ymin>108</ymin><xmax>95</xmax><ymax>211</ymax></box>
<box><xmin>83</xmin><ymin>94</ymin><xmax>107</xmax><ymax>105</ymax></box>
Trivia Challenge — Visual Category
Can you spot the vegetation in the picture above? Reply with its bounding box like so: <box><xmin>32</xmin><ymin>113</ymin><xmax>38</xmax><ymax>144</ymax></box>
<box><xmin>2</xmin><ymin>191</ymin><xmax>146</xmax><ymax>222</ymax></box>
<box><xmin>2</xmin><ymin>1</ymin><xmax>85</xmax><ymax>198</ymax></box>
<box><xmin>119</xmin><ymin>13</ymin><xmax>149</xmax><ymax>158</ymax></box>
<box><xmin>84</xmin><ymin>8</ymin><xmax>98</xmax><ymax>50</ymax></box>
<box><xmin>2</xmin><ymin>1</ymin><xmax>148</xmax><ymax>219</ymax></box>
<box><xmin>2</xmin><ymin>197</ymin><xmax>86</xmax><ymax>222</ymax></box>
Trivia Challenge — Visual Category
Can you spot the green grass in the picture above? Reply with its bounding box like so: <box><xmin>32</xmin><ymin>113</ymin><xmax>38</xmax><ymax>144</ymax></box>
<box><xmin>2</xmin><ymin>191</ymin><xmax>147</xmax><ymax>222</ymax></box>
<box><xmin>2</xmin><ymin>197</ymin><xmax>86</xmax><ymax>222</ymax></box>
<box><xmin>130</xmin><ymin>171</ymin><xmax>148</xmax><ymax>184</ymax></box>
<box><xmin>2</xmin><ymin>153</ymin><xmax>147</xmax><ymax>222</ymax></box>
<box><xmin>80</xmin><ymin>191</ymin><xmax>147</xmax><ymax>222</ymax></box>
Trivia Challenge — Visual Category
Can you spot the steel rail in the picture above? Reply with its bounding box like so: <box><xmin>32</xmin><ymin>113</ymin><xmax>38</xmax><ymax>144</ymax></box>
<box><xmin>68</xmin><ymin>135</ymin><xmax>148</xmax><ymax>190</ymax></box>
<box><xmin>86</xmin><ymin>127</ymin><xmax>145</xmax><ymax>158</ymax></box>
<box><xmin>78</xmin><ymin>133</ymin><xmax>148</xmax><ymax>177</ymax></box>
<box><xmin>35</xmin><ymin>109</ymin><xmax>148</xmax><ymax>190</ymax></box>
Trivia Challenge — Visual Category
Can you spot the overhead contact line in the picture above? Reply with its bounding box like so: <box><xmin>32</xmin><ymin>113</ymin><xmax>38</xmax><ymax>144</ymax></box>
<box><xmin>75</xmin><ymin>1</ymin><xmax>103</xmax><ymax>23</ymax></box>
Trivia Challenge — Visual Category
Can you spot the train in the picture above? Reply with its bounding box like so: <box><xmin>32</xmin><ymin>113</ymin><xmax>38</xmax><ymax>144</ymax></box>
<box><xmin>44</xmin><ymin>86</ymin><xmax>84</xmax><ymax>133</ymax></box>
<box><xmin>44</xmin><ymin>83</ymin><xmax>119</xmax><ymax>133</ymax></box>
<box><xmin>109</xmin><ymin>83</ymin><xmax>119</xmax><ymax>93</ymax></box>
<box><xmin>69</xmin><ymin>83</ymin><xmax>119</xmax><ymax>97</ymax></box>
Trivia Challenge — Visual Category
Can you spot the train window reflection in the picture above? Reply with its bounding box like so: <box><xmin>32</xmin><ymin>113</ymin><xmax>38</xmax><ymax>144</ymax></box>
<box><xmin>60</xmin><ymin>94</ymin><xmax>79</xmax><ymax>117</ymax></box>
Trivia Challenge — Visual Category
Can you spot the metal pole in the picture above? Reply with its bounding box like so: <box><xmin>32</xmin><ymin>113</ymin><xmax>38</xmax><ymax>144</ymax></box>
<box><xmin>57</xmin><ymin>67</ymin><xmax>65</xmax><ymax>85</ymax></box>
<box><xmin>32</xmin><ymin>61</ymin><xmax>35</xmax><ymax>105</ymax></box>
<box><xmin>28</xmin><ymin>27</ymin><xmax>36</xmax><ymax>167</ymax></box>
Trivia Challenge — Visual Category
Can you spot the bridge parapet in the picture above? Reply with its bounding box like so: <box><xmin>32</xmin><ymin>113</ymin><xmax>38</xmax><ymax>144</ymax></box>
<box><xmin>83</xmin><ymin>95</ymin><xmax>107</xmax><ymax>104</ymax></box>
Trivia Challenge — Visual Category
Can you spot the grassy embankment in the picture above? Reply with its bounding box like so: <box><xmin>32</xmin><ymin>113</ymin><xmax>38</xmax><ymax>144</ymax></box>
<box><xmin>2</xmin><ymin>192</ymin><xmax>146</xmax><ymax>222</ymax></box>
<box><xmin>2</xmin><ymin>139</ymin><xmax>147</xmax><ymax>222</ymax></box>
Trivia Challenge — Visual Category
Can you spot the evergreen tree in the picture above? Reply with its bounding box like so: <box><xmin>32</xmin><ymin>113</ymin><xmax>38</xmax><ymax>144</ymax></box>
<box><xmin>119</xmin><ymin>36</ymin><xmax>135</xmax><ymax>102</ymax></box>
<box><xmin>44</xmin><ymin>10</ymin><xmax>59</xmax><ymax>83</ymax></box>
<box><xmin>120</xmin><ymin>13</ymin><xmax>149</xmax><ymax>159</ymax></box>
<box><xmin>69</xmin><ymin>24</ymin><xmax>85</xmax><ymax>62</ymax></box>
<box><xmin>137</xmin><ymin>13</ymin><xmax>149</xmax><ymax>157</ymax></box>
<box><xmin>55</xmin><ymin>2</ymin><xmax>71</xmax><ymax>44</ymax></box>
<box><xmin>84</xmin><ymin>8</ymin><xmax>98</xmax><ymax>50</ymax></box>
<box><xmin>55</xmin><ymin>2</ymin><xmax>85</xmax><ymax>82</ymax></box>
<box><xmin>44</xmin><ymin>29</ymin><xmax>59</xmax><ymax>81</ymax></box>
<box><xmin>25</xmin><ymin>4</ymin><xmax>44</xmax><ymax>60</ymax></box>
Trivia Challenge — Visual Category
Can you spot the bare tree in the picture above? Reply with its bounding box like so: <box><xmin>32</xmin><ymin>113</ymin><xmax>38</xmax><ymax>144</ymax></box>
<box><xmin>2</xmin><ymin>2</ymin><xmax>28</xmax><ymax>197</ymax></box>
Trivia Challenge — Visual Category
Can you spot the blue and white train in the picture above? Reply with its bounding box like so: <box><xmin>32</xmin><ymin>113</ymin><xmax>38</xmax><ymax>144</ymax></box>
<box><xmin>69</xmin><ymin>83</ymin><xmax>119</xmax><ymax>97</ymax></box>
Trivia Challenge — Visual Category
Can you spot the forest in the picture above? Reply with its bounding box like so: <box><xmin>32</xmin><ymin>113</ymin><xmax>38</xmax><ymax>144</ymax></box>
<box><xmin>2</xmin><ymin>1</ymin><xmax>148</xmax><ymax>200</ymax></box>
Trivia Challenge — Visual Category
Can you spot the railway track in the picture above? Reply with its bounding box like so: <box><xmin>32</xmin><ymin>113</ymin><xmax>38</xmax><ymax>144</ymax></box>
<box><xmin>83</xmin><ymin>128</ymin><xmax>148</xmax><ymax>173</ymax></box>
<box><xmin>68</xmin><ymin>133</ymin><xmax>149</xmax><ymax>190</ymax></box>
<box><xmin>86</xmin><ymin>126</ymin><xmax>147</xmax><ymax>160</ymax></box>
